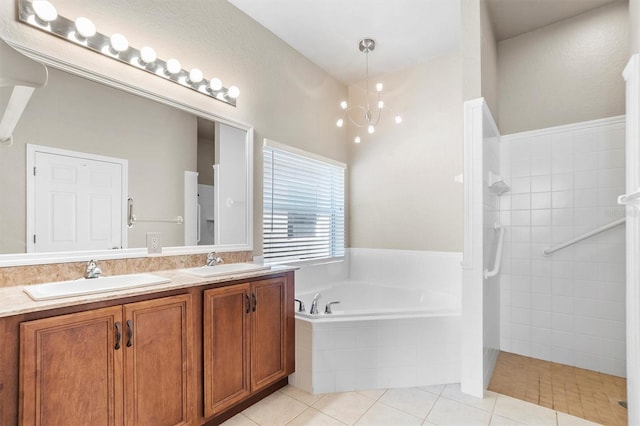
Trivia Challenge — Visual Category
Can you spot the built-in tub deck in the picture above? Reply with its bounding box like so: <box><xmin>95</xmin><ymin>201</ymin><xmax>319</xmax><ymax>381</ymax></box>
<box><xmin>290</xmin><ymin>280</ymin><xmax>461</xmax><ymax>394</ymax></box>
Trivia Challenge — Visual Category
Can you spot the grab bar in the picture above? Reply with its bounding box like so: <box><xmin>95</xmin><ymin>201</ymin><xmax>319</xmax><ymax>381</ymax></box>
<box><xmin>543</xmin><ymin>218</ymin><xmax>626</xmax><ymax>256</ymax></box>
<box><xmin>619</xmin><ymin>189</ymin><xmax>640</xmax><ymax>209</ymax></box>
<box><xmin>127</xmin><ymin>197</ymin><xmax>183</xmax><ymax>226</ymax></box>
<box><xmin>131</xmin><ymin>215</ymin><xmax>184</xmax><ymax>224</ymax></box>
<box><xmin>484</xmin><ymin>223</ymin><xmax>504</xmax><ymax>279</ymax></box>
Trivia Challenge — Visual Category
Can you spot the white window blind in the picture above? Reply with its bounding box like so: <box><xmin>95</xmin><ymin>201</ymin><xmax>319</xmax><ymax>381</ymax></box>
<box><xmin>263</xmin><ymin>142</ymin><xmax>345</xmax><ymax>264</ymax></box>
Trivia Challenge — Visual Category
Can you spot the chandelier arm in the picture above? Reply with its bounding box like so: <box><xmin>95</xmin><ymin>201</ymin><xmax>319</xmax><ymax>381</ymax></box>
<box><xmin>343</xmin><ymin>105</ymin><xmax>370</xmax><ymax>128</ymax></box>
<box><xmin>371</xmin><ymin>106</ymin><xmax>383</xmax><ymax>126</ymax></box>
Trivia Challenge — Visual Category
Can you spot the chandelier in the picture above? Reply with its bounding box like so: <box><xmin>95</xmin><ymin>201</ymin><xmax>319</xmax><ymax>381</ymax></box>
<box><xmin>336</xmin><ymin>38</ymin><xmax>402</xmax><ymax>143</ymax></box>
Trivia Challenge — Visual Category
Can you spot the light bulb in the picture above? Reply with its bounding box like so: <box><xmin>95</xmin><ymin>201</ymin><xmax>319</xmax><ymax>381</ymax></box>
<box><xmin>166</xmin><ymin>58</ymin><xmax>181</xmax><ymax>75</ymax></box>
<box><xmin>395</xmin><ymin>115</ymin><xmax>403</xmax><ymax>124</ymax></box>
<box><xmin>376</xmin><ymin>83</ymin><xmax>383</xmax><ymax>92</ymax></box>
<box><xmin>208</xmin><ymin>78</ymin><xmax>223</xmax><ymax>91</ymax></box>
<box><xmin>74</xmin><ymin>17</ymin><xmax>96</xmax><ymax>38</ymax></box>
<box><xmin>227</xmin><ymin>85</ymin><xmax>240</xmax><ymax>99</ymax></box>
<box><xmin>378</xmin><ymin>100</ymin><xmax>384</xmax><ymax>109</ymax></box>
<box><xmin>110</xmin><ymin>33</ymin><xmax>129</xmax><ymax>53</ymax></box>
<box><xmin>32</xmin><ymin>1</ymin><xmax>57</xmax><ymax>23</ymax></box>
<box><xmin>139</xmin><ymin>46</ymin><xmax>157</xmax><ymax>64</ymax></box>
<box><xmin>368</xmin><ymin>124</ymin><xmax>375</xmax><ymax>134</ymax></box>
<box><xmin>340</xmin><ymin>101</ymin><xmax>348</xmax><ymax>110</ymax></box>
<box><xmin>354</xmin><ymin>136</ymin><xmax>361</xmax><ymax>144</ymax></box>
<box><xmin>336</xmin><ymin>118</ymin><xmax>344</xmax><ymax>128</ymax></box>
<box><xmin>189</xmin><ymin>68</ymin><xmax>203</xmax><ymax>84</ymax></box>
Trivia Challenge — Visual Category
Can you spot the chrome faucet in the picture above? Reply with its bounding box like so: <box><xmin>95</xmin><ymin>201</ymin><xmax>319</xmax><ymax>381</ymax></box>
<box><xmin>85</xmin><ymin>259</ymin><xmax>102</xmax><ymax>279</ymax></box>
<box><xmin>206</xmin><ymin>252</ymin><xmax>224</xmax><ymax>266</ymax></box>
<box><xmin>294</xmin><ymin>299</ymin><xmax>306</xmax><ymax>313</ymax></box>
<box><xmin>309</xmin><ymin>292</ymin><xmax>321</xmax><ymax>314</ymax></box>
<box><xmin>325</xmin><ymin>301</ymin><xmax>341</xmax><ymax>314</ymax></box>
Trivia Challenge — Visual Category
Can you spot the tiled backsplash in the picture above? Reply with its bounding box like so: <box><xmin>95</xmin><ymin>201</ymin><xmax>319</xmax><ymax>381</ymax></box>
<box><xmin>0</xmin><ymin>251</ymin><xmax>253</xmax><ymax>287</ymax></box>
<box><xmin>498</xmin><ymin>116</ymin><xmax>626</xmax><ymax>377</ymax></box>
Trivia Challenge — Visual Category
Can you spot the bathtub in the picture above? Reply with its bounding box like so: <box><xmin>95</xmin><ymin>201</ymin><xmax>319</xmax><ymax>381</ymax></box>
<box><xmin>288</xmin><ymin>249</ymin><xmax>462</xmax><ymax>394</ymax></box>
<box><xmin>295</xmin><ymin>281</ymin><xmax>460</xmax><ymax>321</ymax></box>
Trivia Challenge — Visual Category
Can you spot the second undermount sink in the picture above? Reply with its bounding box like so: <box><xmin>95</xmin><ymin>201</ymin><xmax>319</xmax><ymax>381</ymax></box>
<box><xmin>23</xmin><ymin>273</ymin><xmax>171</xmax><ymax>301</ymax></box>
<box><xmin>182</xmin><ymin>263</ymin><xmax>271</xmax><ymax>278</ymax></box>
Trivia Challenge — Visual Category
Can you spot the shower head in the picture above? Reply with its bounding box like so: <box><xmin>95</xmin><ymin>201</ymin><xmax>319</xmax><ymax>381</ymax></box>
<box><xmin>489</xmin><ymin>180</ymin><xmax>510</xmax><ymax>196</ymax></box>
<box><xmin>487</xmin><ymin>171</ymin><xmax>510</xmax><ymax>196</ymax></box>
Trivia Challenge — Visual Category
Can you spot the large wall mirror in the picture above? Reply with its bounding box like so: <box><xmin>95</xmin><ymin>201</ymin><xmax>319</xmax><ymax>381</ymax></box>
<box><xmin>0</xmin><ymin>50</ymin><xmax>253</xmax><ymax>266</ymax></box>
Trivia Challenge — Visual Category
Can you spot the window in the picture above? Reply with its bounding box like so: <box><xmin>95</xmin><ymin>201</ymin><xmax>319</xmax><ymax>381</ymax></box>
<box><xmin>263</xmin><ymin>140</ymin><xmax>345</xmax><ymax>264</ymax></box>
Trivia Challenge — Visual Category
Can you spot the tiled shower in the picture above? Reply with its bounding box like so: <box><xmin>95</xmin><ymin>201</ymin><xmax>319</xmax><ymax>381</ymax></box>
<box><xmin>497</xmin><ymin>116</ymin><xmax>626</xmax><ymax>377</ymax></box>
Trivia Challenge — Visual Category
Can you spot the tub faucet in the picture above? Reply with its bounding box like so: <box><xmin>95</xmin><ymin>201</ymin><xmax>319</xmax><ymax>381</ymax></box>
<box><xmin>309</xmin><ymin>292</ymin><xmax>321</xmax><ymax>315</ymax></box>
<box><xmin>294</xmin><ymin>299</ymin><xmax>306</xmax><ymax>313</ymax></box>
<box><xmin>206</xmin><ymin>252</ymin><xmax>223</xmax><ymax>266</ymax></box>
<box><xmin>325</xmin><ymin>301</ymin><xmax>341</xmax><ymax>314</ymax></box>
<box><xmin>85</xmin><ymin>259</ymin><xmax>102</xmax><ymax>279</ymax></box>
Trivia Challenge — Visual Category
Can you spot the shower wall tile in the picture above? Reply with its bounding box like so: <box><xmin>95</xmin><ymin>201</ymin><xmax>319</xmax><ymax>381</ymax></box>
<box><xmin>498</xmin><ymin>117</ymin><xmax>626</xmax><ymax>377</ymax></box>
<box><xmin>531</xmin><ymin>176</ymin><xmax>551</xmax><ymax>192</ymax></box>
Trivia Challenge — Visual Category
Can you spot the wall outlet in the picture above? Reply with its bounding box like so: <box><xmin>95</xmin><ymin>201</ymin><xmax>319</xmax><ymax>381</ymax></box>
<box><xmin>146</xmin><ymin>232</ymin><xmax>162</xmax><ymax>254</ymax></box>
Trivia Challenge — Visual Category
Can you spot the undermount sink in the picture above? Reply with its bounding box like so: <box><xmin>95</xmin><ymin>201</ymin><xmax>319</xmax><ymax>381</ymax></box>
<box><xmin>182</xmin><ymin>263</ymin><xmax>270</xmax><ymax>278</ymax></box>
<box><xmin>23</xmin><ymin>273</ymin><xmax>171</xmax><ymax>301</ymax></box>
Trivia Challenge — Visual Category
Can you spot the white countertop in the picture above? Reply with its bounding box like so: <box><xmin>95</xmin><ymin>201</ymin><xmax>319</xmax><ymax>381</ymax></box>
<box><xmin>0</xmin><ymin>265</ymin><xmax>296</xmax><ymax>318</ymax></box>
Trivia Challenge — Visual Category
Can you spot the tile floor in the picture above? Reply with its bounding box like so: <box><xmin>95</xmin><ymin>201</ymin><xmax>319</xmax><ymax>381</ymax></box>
<box><xmin>221</xmin><ymin>383</ymin><xmax>601</xmax><ymax>425</ymax></box>
<box><xmin>488</xmin><ymin>352</ymin><xmax>627</xmax><ymax>426</ymax></box>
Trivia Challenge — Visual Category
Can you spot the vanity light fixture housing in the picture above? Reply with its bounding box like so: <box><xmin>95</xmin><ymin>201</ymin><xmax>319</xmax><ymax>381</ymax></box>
<box><xmin>18</xmin><ymin>0</ymin><xmax>239</xmax><ymax>107</ymax></box>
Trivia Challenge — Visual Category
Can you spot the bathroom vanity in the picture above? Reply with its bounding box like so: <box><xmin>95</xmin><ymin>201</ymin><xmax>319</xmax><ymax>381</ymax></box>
<box><xmin>0</xmin><ymin>267</ymin><xmax>295</xmax><ymax>426</ymax></box>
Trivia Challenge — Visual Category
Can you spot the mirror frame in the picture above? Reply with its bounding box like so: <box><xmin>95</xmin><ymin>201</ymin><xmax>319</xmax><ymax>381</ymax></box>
<box><xmin>0</xmin><ymin>40</ymin><xmax>254</xmax><ymax>267</ymax></box>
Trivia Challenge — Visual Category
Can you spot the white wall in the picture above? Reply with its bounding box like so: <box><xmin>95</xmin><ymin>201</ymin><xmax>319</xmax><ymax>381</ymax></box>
<box><xmin>461</xmin><ymin>98</ymin><xmax>500</xmax><ymax>396</ymax></box>
<box><xmin>482</xmin><ymin>118</ymin><xmax>501</xmax><ymax>388</ymax></box>
<box><xmin>498</xmin><ymin>117</ymin><xmax>626</xmax><ymax>377</ymax></box>
<box><xmin>497</xmin><ymin>0</ymin><xmax>628</xmax><ymax>135</ymax></box>
<box><xmin>348</xmin><ymin>53</ymin><xmax>463</xmax><ymax>252</ymax></box>
<box><xmin>0</xmin><ymin>0</ymin><xmax>348</xmax><ymax>257</ymax></box>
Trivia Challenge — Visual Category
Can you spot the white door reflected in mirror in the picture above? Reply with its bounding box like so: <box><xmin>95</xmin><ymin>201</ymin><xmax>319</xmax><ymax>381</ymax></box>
<box><xmin>27</xmin><ymin>144</ymin><xmax>127</xmax><ymax>253</ymax></box>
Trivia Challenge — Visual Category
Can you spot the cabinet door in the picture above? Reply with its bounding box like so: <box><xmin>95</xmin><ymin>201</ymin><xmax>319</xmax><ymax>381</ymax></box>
<box><xmin>20</xmin><ymin>306</ymin><xmax>123</xmax><ymax>426</ymax></box>
<box><xmin>251</xmin><ymin>277</ymin><xmax>288</xmax><ymax>392</ymax></box>
<box><xmin>123</xmin><ymin>294</ymin><xmax>192</xmax><ymax>426</ymax></box>
<box><xmin>203</xmin><ymin>284</ymin><xmax>251</xmax><ymax>417</ymax></box>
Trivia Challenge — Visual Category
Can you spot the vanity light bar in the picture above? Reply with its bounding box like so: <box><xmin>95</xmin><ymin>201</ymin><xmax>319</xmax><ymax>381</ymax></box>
<box><xmin>18</xmin><ymin>0</ymin><xmax>239</xmax><ymax>107</ymax></box>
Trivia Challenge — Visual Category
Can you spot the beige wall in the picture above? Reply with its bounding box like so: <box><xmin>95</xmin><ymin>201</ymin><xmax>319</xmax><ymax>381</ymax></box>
<box><xmin>461</xmin><ymin>0</ymin><xmax>498</xmax><ymax>120</ymax></box>
<box><xmin>348</xmin><ymin>53</ymin><xmax>464</xmax><ymax>252</ymax></box>
<box><xmin>197</xmin><ymin>138</ymin><xmax>215</xmax><ymax>185</ymax></box>
<box><xmin>497</xmin><ymin>0</ymin><xmax>628</xmax><ymax>134</ymax></box>
<box><xmin>462</xmin><ymin>0</ymin><xmax>482</xmax><ymax>102</ymax></box>
<box><xmin>631</xmin><ymin>0</ymin><xmax>640</xmax><ymax>54</ymax></box>
<box><xmin>0</xmin><ymin>0</ymin><xmax>347</xmax><ymax>258</ymax></box>
<box><xmin>480</xmin><ymin>0</ymin><xmax>498</xmax><ymax>121</ymax></box>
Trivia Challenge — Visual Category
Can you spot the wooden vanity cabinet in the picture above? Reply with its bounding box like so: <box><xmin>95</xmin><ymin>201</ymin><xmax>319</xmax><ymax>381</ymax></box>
<box><xmin>203</xmin><ymin>275</ymin><xmax>294</xmax><ymax>418</ymax></box>
<box><xmin>5</xmin><ymin>271</ymin><xmax>295</xmax><ymax>426</ymax></box>
<box><xmin>20</xmin><ymin>306</ymin><xmax>123</xmax><ymax>425</ymax></box>
<box><xmin>20</xmin><ymin>294</ymin><xmax>192</xmax><ymax>426</ymax></box>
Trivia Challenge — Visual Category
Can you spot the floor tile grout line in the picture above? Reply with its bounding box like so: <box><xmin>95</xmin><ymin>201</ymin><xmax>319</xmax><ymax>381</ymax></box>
<box><xmin>349</xmin><ymin>394</ymin><xmax>380</xmax><ymax>426</ymax></box>
<box><xmin>422</xmin><ymin>393</ymin><xmax>441</xmax><ymax>424</ymax></box>
<box><xmin>373</xmin><ymin>398</ymin><xmax>429</xmax><ymax>422</ymax></box>
<box><xmin>241</xmin><ymin>381</ymin><xmax>615</xmax><ymax>426</ymax></box>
